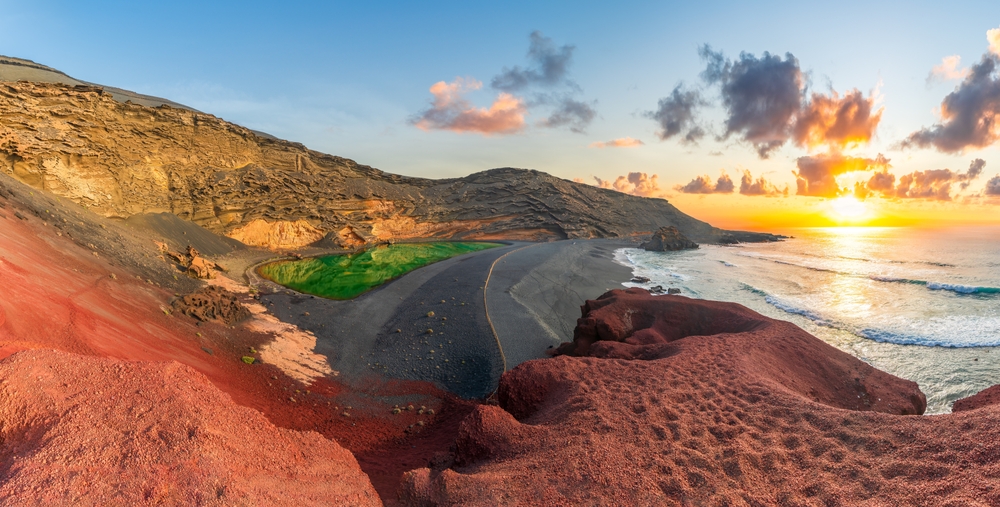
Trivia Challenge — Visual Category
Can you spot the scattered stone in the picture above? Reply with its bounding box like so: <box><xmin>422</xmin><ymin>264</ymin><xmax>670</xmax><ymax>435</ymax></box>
<box><xmin>241</xmin><ymin>356</ymin><xmax>255</xmax><ymax>365</ymax></box>
<box><xmin>667</xmin><ymin>288</ymin><xmax>681</xmax><ymax>294</ymax></box>
<box><xmin>631</xmin><ymin>276</ymin><xmax>650</xmax><ymax>283</ymax></box>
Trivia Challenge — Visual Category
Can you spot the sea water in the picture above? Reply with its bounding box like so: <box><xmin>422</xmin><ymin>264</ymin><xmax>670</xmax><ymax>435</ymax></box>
<box><xmin>615</xmin><ymin>226</ymin><xmax>1000</xmax><ymax>414</ymax></box>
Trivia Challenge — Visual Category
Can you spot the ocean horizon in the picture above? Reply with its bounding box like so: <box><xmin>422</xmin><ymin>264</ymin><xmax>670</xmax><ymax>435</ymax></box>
<box><xmin>616</xmin><ymin>225</ymin><xmax>1000</xmax><ymax>415</ymax></box>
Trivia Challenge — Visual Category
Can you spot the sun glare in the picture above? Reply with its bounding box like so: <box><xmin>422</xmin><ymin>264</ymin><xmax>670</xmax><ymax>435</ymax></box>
<box><xmin>827</xmin><ymin>196</ymin><xmax>871</xmax><ymax>224</ymax></box>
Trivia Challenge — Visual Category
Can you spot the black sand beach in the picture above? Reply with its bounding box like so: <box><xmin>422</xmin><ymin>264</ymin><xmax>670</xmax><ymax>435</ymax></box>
<box><xmin>259</xmin><ymin>239</ymin><xmax>636</xmax><ymax>398</ymax></box>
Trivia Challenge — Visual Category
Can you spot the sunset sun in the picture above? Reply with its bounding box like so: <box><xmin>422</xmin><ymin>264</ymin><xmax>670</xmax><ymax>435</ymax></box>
<box><xmin>828</xmin><ymin>196</ymin><xmax>871</xmax><ymax>223</ymax></box>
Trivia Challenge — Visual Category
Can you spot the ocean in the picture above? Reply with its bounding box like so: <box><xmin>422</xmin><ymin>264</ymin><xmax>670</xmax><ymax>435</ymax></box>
<box><xmin>615</xmin><ymin>226</ymin><xmax>1000</xmax><ymax>414</ymax></box>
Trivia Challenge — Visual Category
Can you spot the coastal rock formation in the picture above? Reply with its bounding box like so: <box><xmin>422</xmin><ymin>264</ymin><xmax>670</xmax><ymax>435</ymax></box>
<box><xmin>0</xmin><ymin>71</ymin><xmax>779</xmax><ymax>250</ymax></box>
<box><xmin>953</xmin><ymin>384</ymin><xmax>1000</xmax><ymax>412</ymax></box>
<box><xmin>640</xmin><ymin>225</ymin><xmax>699</xmax><ymax>252</ymax></box>
<box><xmin>402</xmin><ymin>289</ymin><xmax>1000</xmax><ymax>506</ymax></box>
<box><xmin>0</xmin><ymin>349</ymin><xmax>380</xmax><ymax>506</ymax></box>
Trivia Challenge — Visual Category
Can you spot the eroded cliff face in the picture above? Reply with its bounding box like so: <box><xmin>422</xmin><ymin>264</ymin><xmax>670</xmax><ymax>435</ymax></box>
<box><xmin>0</xmin><ymin>80</ymin><xmax>775</xmax><ymax>250</ymax></box>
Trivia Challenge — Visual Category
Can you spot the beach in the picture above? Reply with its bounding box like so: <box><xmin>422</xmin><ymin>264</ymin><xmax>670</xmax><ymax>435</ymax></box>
<box><xmin>259</xmin><ymin>238</ymin><xmax>638</xmax><ymax>398</ymax></box>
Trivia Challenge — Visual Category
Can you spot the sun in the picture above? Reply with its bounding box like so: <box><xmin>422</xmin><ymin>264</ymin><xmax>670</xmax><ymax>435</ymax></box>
<box><xmin>827</xmin><ymin>196</ymin><xmax>871</xmax><ymax>223</ymax></box>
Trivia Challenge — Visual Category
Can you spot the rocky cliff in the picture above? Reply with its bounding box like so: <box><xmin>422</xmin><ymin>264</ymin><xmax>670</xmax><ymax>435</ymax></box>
<box><xmin>0</xmin><ymin>63</ymin><xmax>780</xmax><ymax>250</ymax></box>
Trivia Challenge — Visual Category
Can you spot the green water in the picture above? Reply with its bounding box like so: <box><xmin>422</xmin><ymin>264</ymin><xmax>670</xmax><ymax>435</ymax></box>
<box><xmin>257</xmin><ymin>242</ymin><xmax>500</xmax><ymax>299</ymax></box>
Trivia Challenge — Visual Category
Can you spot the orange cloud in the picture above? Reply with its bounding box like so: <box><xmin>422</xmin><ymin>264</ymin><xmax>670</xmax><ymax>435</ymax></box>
<box><xmin>412</xmin><ymin>77</ymin><xmax>526</xmax><ymax>135</ymax></box>
<box><xmin>794</xmin><ymin>153</ymin><xmax>891</xmax><ymax>197</ymax></box>
<box><xmin>793</xmin><ymin>89</ymin><xmax>882</xmax><ymax>150</ymax></box>
<box><xmin>588</xmin><ymin>137</ymin><xmax>645</xmax><ymax>148</ymax></box>
<box><xmin>594</xmin><ymin>172</ymin><xmax>663</xmax><ymax>197</ymax></box>
<box><xmin>989</xmin><ymin>26</ymin><xmax>1000</xmax><ymax>57</ymax></box>
<box><xmin>861</xmin><ymin>159</ymin><xmax>987</xmax><ymax>201</ymax></box>
<box><xmin>929</xmin><ymin>55</ymin><xmax>970</xmax><ymax>82</ymax></box>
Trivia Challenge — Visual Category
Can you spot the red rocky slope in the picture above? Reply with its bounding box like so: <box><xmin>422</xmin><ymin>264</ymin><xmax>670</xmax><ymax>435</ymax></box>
<box><xmin>401</xmin><ymin>289</ymin><xmax>1000</xmax><ymax>506</ymax></box>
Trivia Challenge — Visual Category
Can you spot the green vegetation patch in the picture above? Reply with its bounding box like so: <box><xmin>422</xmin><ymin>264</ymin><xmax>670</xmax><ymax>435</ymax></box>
<box><xmin>257</xmin><ymin>242</ymin><xmax>499</xmax><ymax>300</ymax></box>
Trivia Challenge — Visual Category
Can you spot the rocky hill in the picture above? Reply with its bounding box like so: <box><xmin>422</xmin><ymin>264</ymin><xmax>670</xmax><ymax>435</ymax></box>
<box><xmin>0</xmin><ymin>59</ymin><xmax>780</xmax><ymax>250</ymax></box>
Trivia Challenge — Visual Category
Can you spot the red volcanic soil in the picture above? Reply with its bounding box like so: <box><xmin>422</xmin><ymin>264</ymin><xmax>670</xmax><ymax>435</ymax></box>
<box><xmin>0</xmin><ymin>180</ymin><xmax>462</xmax><ymax>504</ymax></box>
<box><xmin>401</xmin><ymin>289</ymin><xmax>1000</xmax><ymax>506</ymax></box>
<box><xmin>0</xmin><ymin>349</ymin><xmax>379</xmax><ymax>506</ymax></box>
<box><xmin>953</xmin><ymin>384</ymin><xmax>1000</xmax><ymax>412</ymax></box>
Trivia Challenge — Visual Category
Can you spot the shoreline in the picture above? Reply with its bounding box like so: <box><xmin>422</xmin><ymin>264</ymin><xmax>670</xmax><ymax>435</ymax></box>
<box><xmin>257</xmin><ymin>238</ymin><xmax>639</xmax><ymax>399</ymax></box>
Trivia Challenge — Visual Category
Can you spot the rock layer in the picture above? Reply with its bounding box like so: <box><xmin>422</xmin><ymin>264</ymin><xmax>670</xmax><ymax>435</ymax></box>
<box><xmin>0</xmin><ymin>78</ymin><xmax>778</xmax><ymax>250</ymax></box>
<box><xmin>401</xmin><ymin>289</ymin><xmax>1000</xmax><ymax>506</ymax></box>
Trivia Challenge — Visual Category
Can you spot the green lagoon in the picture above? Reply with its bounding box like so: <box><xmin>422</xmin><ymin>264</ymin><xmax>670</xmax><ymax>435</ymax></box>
<box><xmin>257</xmin><ymin>242</ymin><xmax>500</xmax><ymax>299</ymax></box>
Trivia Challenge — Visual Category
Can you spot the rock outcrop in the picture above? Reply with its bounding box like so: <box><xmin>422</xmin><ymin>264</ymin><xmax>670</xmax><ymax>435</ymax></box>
<box><xmin>0</xmin><ymin>72</ymin><xmax>778</xmax><ymax>250</ymax></box>
<box><xmin>171</xmin><ymin>285</ymin><xmax>251</xmax><ymax>325</ymax></box>
<box><xmin>400</xmin><ymin>289</ymin><xmax>1000</xmax><ymax>506</ymax></box>
<box><xmin>640</xmin><ymin>225</ymin><xmax>699</xmax><ymax>251</ymax></box>
<box><xmin>0</xmin><ymin>349</ymin><xmax>380</xmax><ymax>506</ymax></box>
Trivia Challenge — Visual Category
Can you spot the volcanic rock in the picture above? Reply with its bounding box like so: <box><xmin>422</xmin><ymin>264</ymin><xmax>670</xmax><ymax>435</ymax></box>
<box><xmin>400</xmin><ymin>289</ymin><xmax>1000</xmax><ymax>506</ymax></box>
<box><xmin>0</xmin><ymin>349</ymin><xmax>380</xmax><ymax>506</ymax></box>
<box><xmin>172</xmin><ymin>285</ymin><xmax>251</xmax><ymax>325</ymax></box>
<box><xmin>640</xmin><ymin>225</ymin><xmax>698</xmax><ymax>251</ymax></box>
<box><xmin>953</xmin><ymin>384</ymin><xmax>1000</xmax><ymax>412</ymax></box>
<box><xmin>0</xmin><ymin>74</ymin><xmax>778</xmax><ymax>250</ymax></box>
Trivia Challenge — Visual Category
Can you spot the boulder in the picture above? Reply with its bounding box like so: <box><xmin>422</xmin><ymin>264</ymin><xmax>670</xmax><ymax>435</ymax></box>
<box><xmin>640</xmin><ymin>226</ymin><xmax>698</xmax><ymax>251</ymax></box>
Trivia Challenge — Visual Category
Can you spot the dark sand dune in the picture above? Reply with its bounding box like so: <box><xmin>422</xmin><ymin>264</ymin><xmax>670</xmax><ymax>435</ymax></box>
<box><xmin>125</xmin><ymin>212</ymin><xmax>247</xmax><ymax>256</ymax></box>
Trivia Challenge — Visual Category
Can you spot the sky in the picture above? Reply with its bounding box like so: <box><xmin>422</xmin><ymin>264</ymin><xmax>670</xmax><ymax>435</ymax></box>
<box><xmin>2</xmin><ymin>0</ymin><xmax>999</xmax><ymax>230</ymax></box>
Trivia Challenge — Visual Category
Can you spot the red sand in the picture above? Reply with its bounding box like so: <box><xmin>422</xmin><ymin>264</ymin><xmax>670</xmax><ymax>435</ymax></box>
<box><xmin>0</xmin><ymin>349</ymin><xmax>379</xmax><ymax>505</ymax></box>
<box><xmin>0</xmin><ymin>181</ymin><xmax>459</xmax><ymax>505</ymax></box>
<box><xmin>401</xmin><ymin>289</ymin><xmax>1000</xmax><ymax>506</ymax></box>
<box><xmin>953</xmin><ymin>384</ymin><xmax>1000</xmax><ymax>412</ymax></box>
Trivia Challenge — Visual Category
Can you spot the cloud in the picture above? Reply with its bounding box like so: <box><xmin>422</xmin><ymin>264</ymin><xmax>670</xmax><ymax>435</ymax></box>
<box><xmin>990</xmin><ymin>26</ymin><xmax>1000</xmax><ymax>57</ymax></box>
<box><xmin>962</xmin><ymin>158</ymin><xmax>987</xmax><ymax>188</ymax></box>
<box><xmin>794</xmin><ymin>153</ymin><xmax>891</xmax><ymax>197</ymax></box>
<box><xmin>740</xmin><ymin>170</ymin><xmax>788</xmax><ymax>196</ymax></box>
<box><xmin>928</xmin><ymin>55</ymin><xmax>970</xmax><ymax>83</ymax></box>
<box><xmin>902</xmin><ymin>51</ymin><xmax>1000</xmax><ymax>152</ymax></box>
<box><xmin>572</xmin><ymin>177</ymin><xmax>585</xmax><ymax>183</ymax></box>
<box><xmin>675</xmin><ymin>171</ymin><xmax>735</xmax><ymax>194</ymax></box>
<box><xmin>411</xmin><ymin>77</ymin><xmax>526</xmax><ymax>135</ymax></box>
<box><xmin>488</xmin><ymin>31</ymin><xmax>596</xmax><ymax>133</ymax></box>
<box><xmin>699</xmin><ymin>45</ymin><xmax>804</xmax><ymax>158</ymax></box>
<box><xmin>793</xmin><ymin>89</ymin><xmax>883</xmax><ymax>149</ymax></box>
<box><xmin>594</xmin><ymin>172</ymin><xmax>663</xmax><ymax>197</ymax></box>
<box><xmin>491</xmin><ymin>31</ymin><xmax>576</xmax><ymax>92</ymax></box>
<box><xmin>541</xmin><ymin>98</ymin><xmax>597</xmax><ymax>133</ymax></box>
<box><xmin>986</xmin><ymin>175</ymin><xmax>1000</xmax><ymax>196</ymax></box>
<box><xmin>645</xmin><ymin>84</ymin><xmax>707</xmax><ymax>143</ymax></box>
<box><xmin>858</xmin><ymin>158</ymin><xmax>985</xmax><ymax>201</ymax></box>
<box><xmin>589</xmin><ymin>137</ymin><xmax>645</xmax><ymax>148</ymax></box>
<box><xmin>865</xmin><ymin>168</ymin><xmax>896</xmax><ymax>194</ymax></box>
<box><xmin>892</xmin><ymin>159</ymin><xmax>985</xmax><ymax>200</ymax></box>
<box><xmin>691</xmin><ymin>46</ymin><xmax>883</xmax><ymax>158</ymax></box>
<box><xmin>894</xmin><ymin>170</ymin><xmax>961</xmax><ymax>201</ymax></box>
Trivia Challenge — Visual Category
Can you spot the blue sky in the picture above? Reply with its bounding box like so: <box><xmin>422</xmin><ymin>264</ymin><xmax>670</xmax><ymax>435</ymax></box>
<box><xmin>2</xmin><ymin>0</ymin><xmax>998</xmax><ymax>226</ymax></box>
